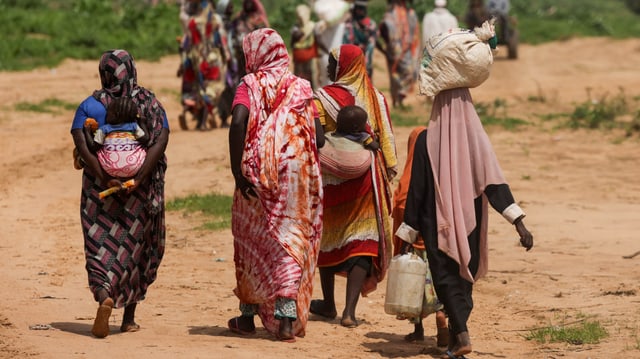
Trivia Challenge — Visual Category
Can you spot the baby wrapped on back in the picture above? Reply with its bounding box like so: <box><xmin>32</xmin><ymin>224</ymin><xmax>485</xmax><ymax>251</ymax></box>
<box><xmin>319</xmin><ymin>105</ymin><xmax>379</xmax><ymax>181</ymax></box>
<box><xmin>84</xmin><ymin>97</ymin><xmax>149</xmax><ymax>179</ymax></box>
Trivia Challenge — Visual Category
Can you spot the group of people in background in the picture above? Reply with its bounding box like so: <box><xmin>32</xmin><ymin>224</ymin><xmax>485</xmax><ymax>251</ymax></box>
<box><xmin>177</xmin><ymin>0</ymin><xmax>269</xmax><ymax>129</ymax></box>
<box><xmin>175</xmin><ymin>0</ymin><xmax>461</xmax><ymax>126</ymax></box>
<box><xmin>289</xmin><ymin>0</ymin><xmax>459</xmax><ymax>108</ymax></box>
<box><xmin>70</xmin><ymin>1</ymin><xmax>533</xmax><ymax>359</ymax></box>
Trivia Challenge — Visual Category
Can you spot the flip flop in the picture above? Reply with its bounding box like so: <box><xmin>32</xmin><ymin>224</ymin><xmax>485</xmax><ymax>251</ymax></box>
<box><xmin>120</xmin><ymin>323</ymin><xmax>140</xmax><ymax>333</ymax></box>
<box><xmin>227</xmin><ymin>317</ymin><xmax>256</xmax><ymax>335</ymax></box>
<box><xmin>91</xmin><ymin>297</ymin><xmax>114</xmax><ymax>338</ymax></box>
<box><xmin>275</xmin><ymin>332</ymin><xmax>296</xmax><ymax>343</ymax></box>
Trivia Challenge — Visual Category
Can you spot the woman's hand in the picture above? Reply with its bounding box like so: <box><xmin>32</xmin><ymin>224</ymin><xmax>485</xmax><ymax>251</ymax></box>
<box><xmin>399</xmin><ymin>241</ymin><xmax>413</xmax><ymax>255</ymax></box>
<box><xmin>515</xmin><ymin>220</ymin><xmax>534</xmax><ymax>251</ymax></box>
<box><xmin>106</xmin><ymin>178</ymin><xmax>123</xmax><ymax>189</ymax></box>
<box><xmin>386</xmin><ymin>166</ymin><xmax>398</xmax><ymax>181</ymax></box>
<box><xmin>235</xmin><ymin>174</ymin><xmax>257</xmax><ymax>200</ymax></box>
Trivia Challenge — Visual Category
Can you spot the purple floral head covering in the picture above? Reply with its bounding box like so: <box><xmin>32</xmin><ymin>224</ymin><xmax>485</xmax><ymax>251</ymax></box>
<box><xmin>92</xmin><ymin>49</ymin><xmax>165</xmax><ymax>145</ymax></box>
<box><xmin>94</xmin><ymin>49</ymin><xmax>138</xmax><ymax>102</ymax></box>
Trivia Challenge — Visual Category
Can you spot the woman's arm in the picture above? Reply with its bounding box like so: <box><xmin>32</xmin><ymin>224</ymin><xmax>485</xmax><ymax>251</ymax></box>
<box><xmin>128</xmin><ymin>127</ymin><xmax>169</xmax><ymax>192</ymax></box>
<box><xmin>229</xmin><ymin>104</ymin><xmax>256</xmax><ymax>199</ymax></box>
<box><xmin>315</xmin><ymin>117</ymin><xmax>325</xmax><ymax>149</ymax></box>
<box><xmin>72</xmin><ymin>128</ymin><xmax>107</xmax><ymax>183</ymax></box>
<box><xmin>485</xmin><ymin>184</ymin><xmax>534</xmax><ymax>251</ymax></box>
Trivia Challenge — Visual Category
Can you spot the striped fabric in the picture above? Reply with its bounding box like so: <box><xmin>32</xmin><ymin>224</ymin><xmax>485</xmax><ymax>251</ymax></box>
<box><xmin>314</xmin><ymin>44</ymin><xmax>395</xmax><ymax>297</ymax></box>
<box><xmin>319</xmin><ymin>144</ymin><xmax>393</xmax><ymax>296</ymax></box>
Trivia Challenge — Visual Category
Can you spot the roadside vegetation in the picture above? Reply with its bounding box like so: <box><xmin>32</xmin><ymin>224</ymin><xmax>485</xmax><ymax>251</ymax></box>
<box><xmin>166</xmin><ymin>193</ymin><xmax>232</xmax><ymax>231</ymax></box>
<box><xmin>7</xmin><ymin>0</ymin><xmax>640</xmax><ymax>231</ymax></box>
<box><xmin>525</xmin><ymin>313</ymin><xmax>608</xmax><ymax>345</ymax></box>
<box><xmin>2</xmin><ymin>0</ymin><xmax>640</xmax><ymax>71</ymax></box>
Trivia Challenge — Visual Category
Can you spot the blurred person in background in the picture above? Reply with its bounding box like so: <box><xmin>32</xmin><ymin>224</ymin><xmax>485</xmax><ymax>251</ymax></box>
<box><xmin>377</xmin><ymin>0</ymin><xmax>421</xmax><ymax>108</ymax></box>
<box><xmin>177</xmin><ymin>0</ymin><xmax>230</xmax><ymax>129</ymax></box>
<box><xmin>291</xmin><ymin>4</ymin><xmax>322</xmax><ymax>89</ymax></box>
<box><xmin>217</xmin><ymin>0</ymin><xmax>270</xmax><ymax>127</ymax></box>
<box><xmin>313</xmin><ymin>0</ymin><xmax>351</xmax><ymax>87</ymax></box>
<box><xmin>342</xmin><ymin>0</ymin><xmax>378</xmax><ymax>81</ymax></box>
<box><xmin>422</xmin><ymin>0</ymin><xmax>459</xmax><ymax>44</ymax></box>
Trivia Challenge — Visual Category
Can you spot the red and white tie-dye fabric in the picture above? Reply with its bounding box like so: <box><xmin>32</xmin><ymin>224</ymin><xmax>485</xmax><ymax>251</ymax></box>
<box><xmin>232</xmin><ymin>28</ymin><xmax>323</xmax><ymax>337</ymax></box>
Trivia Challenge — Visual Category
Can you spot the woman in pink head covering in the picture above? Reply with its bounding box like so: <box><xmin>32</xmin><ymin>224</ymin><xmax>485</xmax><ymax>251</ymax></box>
<box><xmin>396</xmin><ymin>88</ymin><xmax>533</xmax><ymax>359</ymax></box>
<box><xmin>227</xmin><ymin>28</ymin><xmax>323</xmax><ymax>343</ymax></box>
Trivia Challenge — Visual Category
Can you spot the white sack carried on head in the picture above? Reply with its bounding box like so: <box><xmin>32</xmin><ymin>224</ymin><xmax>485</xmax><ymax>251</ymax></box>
<box><xmin>419</xmin><ymin>19</ymin><xmax>495</xmax><ymax>98</ymax></box>
<box><xmin>314</xmin><ymin>0</ymin><xmax>350</xmax><ymax>24</ymax></box>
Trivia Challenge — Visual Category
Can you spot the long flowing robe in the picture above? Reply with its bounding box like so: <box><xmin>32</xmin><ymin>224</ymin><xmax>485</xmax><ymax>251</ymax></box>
<box><xmin>231</xmin><ymin>28</ymin><xmax>323</xmax><ymax>337</ymax></box>
<box><xmin>80</xmin><ymin>49</ymin><xmax>167</xmax><ymax>308</ymax></box>
<box><xmin>380</xmin><ymin>2</ymin><xmax>421</xmax><ymax>105</ymax></box>
<box><xmin>314</xmin><ymin>44</ymin><xmax>396</xmax><ymax>295</ymax></box>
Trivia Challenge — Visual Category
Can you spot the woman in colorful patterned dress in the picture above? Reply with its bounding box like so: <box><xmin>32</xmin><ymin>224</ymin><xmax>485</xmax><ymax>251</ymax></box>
<box><xmin>70</xmin><ymin>49</ymin><xmax>169</xmax><ymax>338</ymax></box>
<box><xmin>227</xmin><ymin>28</ymin><xmax>324</xmax><ymax>343</ymax></box>
<box><xmin>377</xmin><ymin>0</ymin><xmax>421</xmax><ymax>108</ymax></box>
<box><xmin>311</xmin><ymin>44</ymin><xmax>397</xmax><ymax>328</ymax></box>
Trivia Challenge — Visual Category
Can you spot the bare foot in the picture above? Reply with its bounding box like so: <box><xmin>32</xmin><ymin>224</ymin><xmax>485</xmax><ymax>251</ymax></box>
<box><xmin>437</xmin><ymin>327</ymin><xmax>450</xmax><ymax>347</ymax></box>
<box><xmin>120</xmin><ymin>322</ymin><xmax>140</xmax><ymax>333</ymax></box>
<box><xmin>91</xmin><ymin>297</ymin><xmax>113</xmax><ymax>338</ymax></box>
<box><xmin>451</xmin><ymin>331</ymin><xmax>472</xmax><ymax>356</ymax></box>
<box><xmin>340</xmin><ymin>316</ymin><xmax>358</xmax><ymax>328</ymax></box>
<box><xmin>276</xmin><ymin>318</ymin><xmax>296</xmax><ymax>343</ymax></box>
<box><xmin>404</xmin><ymin>329</ymin><xmax>424</xmax><ymax>342</ymax></box>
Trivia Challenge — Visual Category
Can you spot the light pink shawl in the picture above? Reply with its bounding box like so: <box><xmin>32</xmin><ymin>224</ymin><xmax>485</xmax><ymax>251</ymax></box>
<box><xmin>427</xmin><ymin>88</ymin><xmax>506</xmax><ymax>283</ymax></box>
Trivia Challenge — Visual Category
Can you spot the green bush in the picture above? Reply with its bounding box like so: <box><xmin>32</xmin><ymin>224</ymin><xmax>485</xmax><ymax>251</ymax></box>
<box><xmin>2</xmin><ymin>0</ymin><xmax>640</xmax><ymax>71</ymax></box>
<box><xmin>0</xmin><ymin>0</ymin><xmax>182</xmax><ymax>70</ymax></box>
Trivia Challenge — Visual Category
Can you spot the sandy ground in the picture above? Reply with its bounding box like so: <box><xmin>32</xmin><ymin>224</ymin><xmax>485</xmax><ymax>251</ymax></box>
<box><xmin>1</xmin><ymin>37</ymin><xmax>640</xmax><ymax>359</ymax></box>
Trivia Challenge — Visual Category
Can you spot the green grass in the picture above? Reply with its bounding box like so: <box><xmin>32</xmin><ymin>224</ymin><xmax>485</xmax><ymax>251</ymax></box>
<box><xmin>0</xmin><ymin>0</ymin><xmax>182</xmax><ymax>71</ymax></box>
<box><xmin>475</xmin><ymin>99</ymin><xmax>528</xmax><ymax>130</ymax></box>
<box><xmin>2</xmin><ymin>0</ymin><xmax>640</xmax><ymax>71</ymax></box>
<box><xmin>14</xmin><ymin>97</ymin><xmax>77</xmax><ymax>113</ymax></box>
<box><xmin>526</xmin><ymin>319</ymin><xmax>608</xmax><ymax>345</ymax></box>
<box><xmin>166</xmin><ymin>193</ymin><xmax>233</xmax><ymax>231</ymax></box>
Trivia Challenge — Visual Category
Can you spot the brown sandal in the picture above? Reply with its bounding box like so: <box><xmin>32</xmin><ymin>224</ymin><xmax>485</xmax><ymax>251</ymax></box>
<box><xmin>227</xmin><ymin>317</ymin><xmax>256</xmax><ymax>335</ymax></box>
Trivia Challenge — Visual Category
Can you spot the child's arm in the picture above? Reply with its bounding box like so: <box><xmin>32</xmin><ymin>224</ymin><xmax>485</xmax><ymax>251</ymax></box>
<box><xmin>362</xmin><ymin>133</ymin><xmax>380</xmax><ymax>151</ymax></box>
<box><xmin>136</xmin><ymin>123</ymin><xmax>150</xmax><ymax>145</ymax></box>
<box><xmin>364</xmin><ymin>138</ymin><xmax>380</xmax><ymax>151</ymax></box>
<box><xmin>83</xmin><ymin>126</ymin><xmax>101</xmax><ymax>153</ymax></box>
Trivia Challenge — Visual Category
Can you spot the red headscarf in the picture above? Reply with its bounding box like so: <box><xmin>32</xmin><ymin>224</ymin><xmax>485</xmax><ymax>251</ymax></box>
<box><xmin>315</xmin><ymin>44</ymin><xmax>397</xmax><ymax>170</ymax></box>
